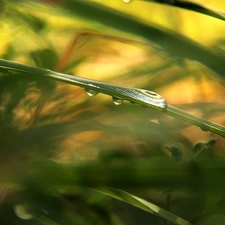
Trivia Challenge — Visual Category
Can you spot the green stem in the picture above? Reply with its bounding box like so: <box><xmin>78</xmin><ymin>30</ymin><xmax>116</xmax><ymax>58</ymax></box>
<box><xmin>0</xmin><ymin>58</ymin><xmax>225</xmax><ymax>137</ymax></box>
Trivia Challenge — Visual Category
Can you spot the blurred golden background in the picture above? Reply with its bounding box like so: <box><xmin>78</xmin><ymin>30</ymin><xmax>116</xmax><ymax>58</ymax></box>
<box><xmin>0</xmin><ymin>0</ymin><xmax>225</xmax><ymax>163</ymax></box>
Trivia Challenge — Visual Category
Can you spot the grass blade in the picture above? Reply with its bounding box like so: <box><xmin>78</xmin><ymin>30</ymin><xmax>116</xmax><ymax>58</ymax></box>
<box><xmin>57</xmin><ymin>0</ymin><xmax>225</xmax><ymax>80</ymax></box>
<box><xmin>166</xmin><ymin>105</ymin><xmax>225</xmax><ymax>138</ymax></box>
<box><xmin>0</xmin><ymin>58</ymin><xmax>225</xmax><ymax>137</ymax></box>
<box><xmin>7</xmin><ymin>0</ymin><xmax>225</xmax><ymax>80</ymax></box>
<box><xmin>139</xmin><ymin>0</ymin><xmax>225</xmax><ymax>22</ymax></box>
<box><xmin>94</xmin><ymin>188</ymin><xmax>192</xmax><ymax>225</ymax></box>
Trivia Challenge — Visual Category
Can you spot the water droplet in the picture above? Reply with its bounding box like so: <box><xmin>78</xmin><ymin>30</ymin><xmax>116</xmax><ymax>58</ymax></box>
<box><xmin>122</xmin><ymin>0</ymin><xmax>132</xmax><ymax>3</ymax></box>
<box><xmin>200</xmin><ymin>125</ymin><xmax>209</xmax><ymax>132</ymax></box>
<box><xmin>112</xmin><ymin>96</ymin><xmax>123</xmax><ymax>105</ymax></box>
<box><xmin>85</xmin><ymin>89</ymin><xmax>98</xmax><ymax>97</ymax></box>
<box><xmin>14</xmin><ymin>204</ymin><xmax>33</xmax><ymax>220</ymax></box>
<box><xmin>137</xmin><ymin>89</ymin><xmax>167</xmax><ymax>110</ymax></box>
<box><xmin>149</xmin><ymin>119</ymin><xmax>159</xmax><ymax>124</ymax></box>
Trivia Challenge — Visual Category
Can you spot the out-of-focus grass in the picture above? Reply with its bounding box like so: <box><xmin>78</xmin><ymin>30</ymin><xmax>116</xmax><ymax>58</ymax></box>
<box><xmin>1</xmin><ymin>0</ymin><xmax>225</xmax><ymax>225</ymax></box>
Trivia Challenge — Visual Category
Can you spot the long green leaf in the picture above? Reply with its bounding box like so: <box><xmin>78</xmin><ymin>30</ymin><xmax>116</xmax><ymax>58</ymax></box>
<box><xmin>1</xmin><ymin>58</ymin><xmax>225</xmax><ymax>137</ymax></box>
<box><xmin>93</xmin><ymin>188</ymin><xmax>192</xmax><ymax>225</ymax></box>
<box><xmin>139</xmin><ymin>0</ymin><xmax>225</xmax><ymax>22</ymax></box>
<box><xmin>58</xmin><ymin>0</ymin><xmax>225</xmax><ymax>80</ymax></box>
<box><xmin>7</xmin><ymin>0</ymin><xmax>225</xmax><ymax>80</ymax></box>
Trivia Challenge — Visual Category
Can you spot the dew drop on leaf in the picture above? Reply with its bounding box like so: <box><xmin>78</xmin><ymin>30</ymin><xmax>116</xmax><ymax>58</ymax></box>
<box><xmin>14</xmin><ymin>204</ymin><xmax>33</xmax><ymax>220</ymax></box>
<box><xmin>112</xmin><ymin>96</ymin><xmax>123</xmax><ymax>105</ymax></box>
<box><xmin>200</xmin><ymin>125</ymin><xmax>209</xmax><ymax>132</ymax></box>
<box><xmin>84</xmin><ymin>89</ymin><xmax>98</xmax><ymax>97</ymax></box>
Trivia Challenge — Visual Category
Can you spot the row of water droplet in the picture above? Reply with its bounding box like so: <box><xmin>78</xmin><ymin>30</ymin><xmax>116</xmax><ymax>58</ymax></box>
<box><xmin>84</xmin><ymin>88</ymin><xmax>123</xmax><ymax>105</ymax></box>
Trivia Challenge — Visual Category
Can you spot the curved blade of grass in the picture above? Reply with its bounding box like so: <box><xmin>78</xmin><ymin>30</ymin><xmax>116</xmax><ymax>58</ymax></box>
<box><xmin>1</xmin><ymin>58</ymin><xmax>225</xmax><ymax>137</ymax></box>
<box><xmin>93</xmin><ymin>188</ymin><xmax>192</xmax><ymax>225</ymax></box>
<box><xmin>166</xmin><ymin>106</ymin><xmax>225</xmax><ymax>138</ymax></box>
<box><xmin>57</xmin><ymin>0</ymin><xmax>225</xmax><ymax>81</ymax></box>
<box><xmin>9</xmin><ymin>0</ymin><xmax>225</xmax><ymax>80</ymax></box>
<box><xmin>139</xmin><ymin>0</ymin><xmax>225</xmax><ymax>22</ymax></box>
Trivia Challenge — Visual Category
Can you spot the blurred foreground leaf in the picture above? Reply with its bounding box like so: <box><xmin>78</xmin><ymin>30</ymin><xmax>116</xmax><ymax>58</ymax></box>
<box><xmin>2</xmin><ymin>157</ymin><xmax>225</xmax><ymax>194</ymax></box>
<box><xmin>58</xmin><ymin>0</ymin><xmax>225</xmax><ymax>80</ymax></box>
<box><xmin>139</xmin><ymin>0</ymin><xmax>225</xmax><ymax>22</ymax></box>
<box><xmin>94</xmin><ymin>188</ymin><xmax>192</xmax><ymax>225</ymax></box>
<box><xmin>5</xmin><ymin>0</ymin><xmax>225</xmax><ymax>80</ymax></box>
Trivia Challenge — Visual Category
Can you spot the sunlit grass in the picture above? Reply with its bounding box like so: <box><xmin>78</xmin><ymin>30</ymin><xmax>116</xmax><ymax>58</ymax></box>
<box><xmin>0</xmin><ymin>0</ymin><xmax>225</xmax><ymax>225</ymax></box>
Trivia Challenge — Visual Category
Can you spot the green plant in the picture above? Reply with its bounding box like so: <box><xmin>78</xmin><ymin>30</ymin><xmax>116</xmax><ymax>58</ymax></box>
<box><xmin>1</xmin><ymin>0</ymin><xmax>225</xmax><ymax>225</ymax></box>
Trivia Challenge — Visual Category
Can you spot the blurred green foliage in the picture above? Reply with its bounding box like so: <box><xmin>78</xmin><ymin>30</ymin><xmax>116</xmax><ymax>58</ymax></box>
<box><xmin>1</xmin><ymin>0</ymin><xmax>225</xmax><ymax>225</ymax></box>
